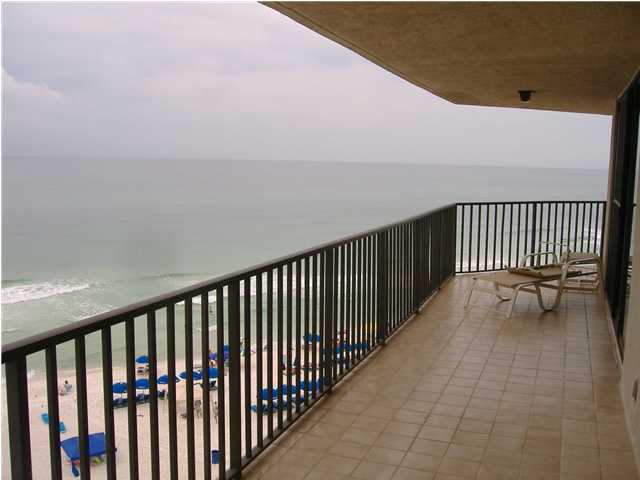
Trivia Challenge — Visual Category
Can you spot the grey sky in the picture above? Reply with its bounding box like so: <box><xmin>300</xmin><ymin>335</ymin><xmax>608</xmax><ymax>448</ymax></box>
<box><xmin>2</xmin><ymin>2</ymin><xmax>612</xmax><ymax>169</ymax></box>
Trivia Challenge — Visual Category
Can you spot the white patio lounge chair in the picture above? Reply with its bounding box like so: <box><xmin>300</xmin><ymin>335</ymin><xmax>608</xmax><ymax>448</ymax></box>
<box><xmin>464</xmin><ymin>251</ymin><xmax>594</xmax><ymax>318</ymax></box>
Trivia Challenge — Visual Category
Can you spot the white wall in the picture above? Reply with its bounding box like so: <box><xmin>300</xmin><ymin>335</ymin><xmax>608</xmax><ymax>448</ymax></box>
<box><xmin>621</xmin><ymin>158</ymin><xmax>640</xmax><ymax>464</ymax></box>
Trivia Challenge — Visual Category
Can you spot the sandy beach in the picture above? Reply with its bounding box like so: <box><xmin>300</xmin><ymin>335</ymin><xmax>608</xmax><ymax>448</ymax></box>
<box><xmin>1</xmin><ymin>340</ymin><xmax>324</xmax><ymax>479</ymax></box>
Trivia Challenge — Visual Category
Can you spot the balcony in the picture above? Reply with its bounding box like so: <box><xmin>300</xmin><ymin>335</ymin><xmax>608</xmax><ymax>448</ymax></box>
<box><xmin>3</xmin><ymin>200</ymin><xmax>635</xmax><ymax>480</ymax></box>
<box><xmin>244</xmin><ymin>275</ymin><xmax>636</xmax><ymax>480</ymax></box>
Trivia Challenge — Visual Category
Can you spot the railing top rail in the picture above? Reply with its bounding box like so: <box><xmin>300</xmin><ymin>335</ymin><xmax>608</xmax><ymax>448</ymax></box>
<box><xmin>457</xmin><ymin>200</ymin><xmax>606</xmax><ymax>206</ymax></box>
<box><xmin>1</xmin><ymin>203</ymin><xmax>456</xmax><ymax>361</ymax></box>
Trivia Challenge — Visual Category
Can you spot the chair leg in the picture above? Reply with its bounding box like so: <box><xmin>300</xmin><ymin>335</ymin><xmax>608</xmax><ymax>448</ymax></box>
<box><xmin>506</xmin><ymin>286</ymin><xmax>521</xmax><ymax>318</ymax></box>
<box><xmin>493</xmin><ymin>283</ymin><xmax>511</xmax><ymax>301</ymax></box>
<box><xmin>534</xmin><ymin>284</ymin><xmax>555</xmax><ymax>311</ymax></box>
<box><xmin>464</xmin><ymin>279</ymin><xmax>477</xmax><ymax>307</ymax></box>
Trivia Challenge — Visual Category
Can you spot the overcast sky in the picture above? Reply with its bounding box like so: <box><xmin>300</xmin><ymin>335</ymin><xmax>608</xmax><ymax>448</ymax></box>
<box><xmin>2</xmin><ymin>2</ymin><xmax>612</xmax><ymax>169</ymax></box>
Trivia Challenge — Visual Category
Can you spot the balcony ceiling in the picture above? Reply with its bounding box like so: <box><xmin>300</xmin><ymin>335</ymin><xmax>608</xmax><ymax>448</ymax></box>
<box><xmin>265</xmin><ymin>2</ymin><xmax>640</xmax><ymax>115</ymax></box>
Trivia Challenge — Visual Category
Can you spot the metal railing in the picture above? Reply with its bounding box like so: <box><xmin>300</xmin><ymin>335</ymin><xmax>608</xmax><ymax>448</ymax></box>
<box><xmin>2</xmin><ymin>204</ymin><xmax>457</xmax><ymax>480</ymax></box>
<box><xmin>456</xmin><ymin>201</ymin><xmax>606</xmax><ymax>273</ymax></box>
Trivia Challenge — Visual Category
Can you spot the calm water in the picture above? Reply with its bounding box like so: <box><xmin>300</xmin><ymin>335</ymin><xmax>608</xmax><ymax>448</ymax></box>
<box><xmin>2</xmin><ymin>157</ymin><xmax>607</xmax><ymax>366</ymax></box>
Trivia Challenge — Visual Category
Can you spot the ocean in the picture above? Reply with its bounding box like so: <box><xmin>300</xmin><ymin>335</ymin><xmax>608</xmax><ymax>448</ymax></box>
<box><xmin>2</xmin><ymin>157</ymin><xmax>607</xmax><ymax>368</ymax></box>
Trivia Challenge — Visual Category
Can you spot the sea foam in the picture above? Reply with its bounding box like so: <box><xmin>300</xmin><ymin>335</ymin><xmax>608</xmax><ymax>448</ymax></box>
<box><xmin>1</xmin><ymin>280</ymin><xmax>91</xmax><ymax>305</ymax></box>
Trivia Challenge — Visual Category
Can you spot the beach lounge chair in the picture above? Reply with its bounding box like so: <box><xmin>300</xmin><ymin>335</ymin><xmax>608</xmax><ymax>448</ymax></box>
<box><xmin>60</xmin><ymin>432</ymin><xmax>114</xmax><ymax>477</ymax></box>
<box><xmin>41</xmin><ymin>413</ymin><xmax>67</xmax><ymax>433</ymax></box>
<box><xmin>464</xmin><ymin>251</ymin><xmax>593</xmax><ymax>318</ymax></box>
<box><xmin>251</xmin><ymin>403</ymin><xmax>272</xmax><ymax>414</ymax></box>
<box><xmin>112</xmin><ymin>397</ymin><xmax>128</xmax><ymax>409</ymax></box>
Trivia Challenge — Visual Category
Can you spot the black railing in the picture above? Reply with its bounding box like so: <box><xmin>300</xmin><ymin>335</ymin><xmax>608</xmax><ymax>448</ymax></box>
<box><xmin>456</xmin><ymin>201</ymin><xmax>606</xmax><ymax>273</ymax></box>
<box><xmin>2</xmin><ymin>204</ymin><xmax>457</xmax><ymax>480</ymax></box>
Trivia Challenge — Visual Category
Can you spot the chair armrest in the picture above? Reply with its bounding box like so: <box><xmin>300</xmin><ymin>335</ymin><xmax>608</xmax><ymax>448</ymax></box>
<box><xmin>519</xmin><ymin>251</ymin><xmax>559</xmax><ymax>267</ymax></box>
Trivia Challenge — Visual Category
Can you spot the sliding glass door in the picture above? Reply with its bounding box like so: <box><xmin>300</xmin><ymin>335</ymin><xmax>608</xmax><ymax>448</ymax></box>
<box><xmin>605</xmin><ymin>70</ymin><xmax>640</xmax><ymax>356</ymax></box>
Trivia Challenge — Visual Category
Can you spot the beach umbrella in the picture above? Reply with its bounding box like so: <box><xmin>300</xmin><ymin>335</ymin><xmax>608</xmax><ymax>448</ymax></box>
<box><xmin>112</xmin><ymin>382</ymin><xmax>127</xmax><ymax>395</ymax></box>
<box><xmin>135</xmin><ymin>378</ymin><xmax>149</xmax><ymax>390</ymax></box>
<box><xmin>260</xmin><ymin>387</ymin><xmax>277</xmax><ymax>400</ymax></box>
<box><xmin>279</xmin><ymin>384</ymin><xmax>297</xmax><ymax>395</ymax></box>
<box><xmin>208</xmin><ymin>367</ymin><xmax>218</xmax><ymax>378</ymax></box>
<box><xmin>135</xmin><ymin>355</ymin><xmax>149</xmax><ymax>364</ymax></box>
<box><xmin>179</xmin><ymin>370</ymin><xmax>203</xmax><ymax>381</ymax></box>
<box><xmin>304</xmin><ymin>334</ymin><xmax>321</xmax><ymax>343</ymax></box>
<box><xmin>157</xmin><ymin>374</ymin><xmax>180</xmax><ymax>385</ymax></box>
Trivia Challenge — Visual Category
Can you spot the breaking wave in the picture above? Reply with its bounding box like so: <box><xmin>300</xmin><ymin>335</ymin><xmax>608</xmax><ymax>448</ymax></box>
<box><xmin>1</xmin><ymin>280</ymin><xmax>91</xmax><ymax>305</ymax></box>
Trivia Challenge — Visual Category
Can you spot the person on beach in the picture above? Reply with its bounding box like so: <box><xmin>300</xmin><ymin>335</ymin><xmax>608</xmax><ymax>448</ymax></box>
<box><xmin>59</xmin><ymin>380</ymin><xmax>73</xmax><ymax>396</ymax></box>
<box><xmin>212</xmin><ymin>401</ymin><xmax>219</xmax><ymax>423</ymax></box>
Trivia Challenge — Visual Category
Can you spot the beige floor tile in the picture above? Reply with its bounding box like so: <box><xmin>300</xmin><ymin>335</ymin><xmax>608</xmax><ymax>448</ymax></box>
<box><xmin>401</xmin><ymin>451</ymin><xmax>443</xmax><ymax>472</ymax></box>
<box><xmin>375</xmin><ymin>432</ymin><xmax>416</xmax><ymax>451</ymax></box>
<box><xmin>445</xmin><ymin>443</ymin><xmax>484</xmax><ymax>462</ymax></box>
<box><xmin>341</xmin><ymin>427</ymin><xmax>381</xmax><ymax>446</ymax></box>
<box><xmin>433</xmin><ymin>403</ymin><xmax>467</xmax><ymax>417</ymax></box>
<box><xmin>437</xmin><ymin>457</ymin><xmax>480</xmax><ymax>478</ymax></box>
<box><xmin>463</xmin><ymin>407</ymin><xmax>497</xmax><ymax>422</ymax></box>
<box><xmin>261</xmin><ymin>464</ymin><xmax>311</xmax><ymax>480</ymax></box>
<box><xmin>304</xmin><ymin>471</ymin><xmax>349</xmax><ymax>480</ymax></box>
<box><xmin>410</xmin><ymin>438</ymin><xmax>450</xmax><ymax>457</ymax></box>
<box><xmin>562</xmin><ymin>429</ymin><xmax>598</xmax><ymax>448</ymax></box>
<box><xmin>293</xmin><ymin>434</ymin><xmax>336</xmax><ymax>453</ymax></box>
<box><xmin>418</xmin><ymin>425</ymin><xmax>456</xmax><ymax>442</ymax></box>
<box><xmin>452</xmin><ymin>430</ymin><xmax>489</xmax><ymax>448</ymax></box>
<box><xmin>392</xmin><ymin>466</ymin><xmax>435</xmax><ymax>480</ymax></box>
<box><xmin>491</xmin><ymin>422</ymin><xmax>526</xmax><ymax>438</ymax></box>
<box><xmin>476</xmin><ymin>463</ymin><xmax>519</xmax><ymax>480</ymax></box>
<box><xmin>352</xmin><ymin>460</ymin><xmax>398</xmax><ymax>480</ymax></box>
<box><xmin>313</xmin><ymin>454</ymin><xmax>360</xmax><ymax>475</ymax></box>
<box><xmin>392</xmin><ymin>409</ymin><xmax>429</xmax><ymax>425</ymax></box>
<box><xmin>482</xmin><ymin>448</ymin><xmax>522</xmax><ymax>468</ymax></box>
<box><xmin>487</xmin><ymin>434</ymin><xmax>524</xmax><ymax>452</ymax></box>
<box><xmin>327</xmin><ymin>440</ymin><xmax>370</xmax><ymax>460</ymax></box>
<box><xmin>457</xmin><ymin>418</ymin><xmax>493</xmax><ymax>434</ymax></box>
<box><xmin>366</xmin><ymin>446</ymin><xmax>407</xmax><ymax>466</ymax></box>
<box><xmin>426</xmin><ymin>414</ymin><xmax>461</xmax><ymax>429</ymax></box>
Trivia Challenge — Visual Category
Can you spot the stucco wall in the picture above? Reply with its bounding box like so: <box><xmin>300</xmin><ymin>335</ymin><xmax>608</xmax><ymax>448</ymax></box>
<box><xmin>621</xmin><ymin>159</ymin><xmax>640</xmax><ymax>466</ymax></box>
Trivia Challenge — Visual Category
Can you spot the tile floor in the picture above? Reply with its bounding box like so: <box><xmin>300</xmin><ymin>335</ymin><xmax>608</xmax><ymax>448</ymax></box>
<box><xmin>244</xmin><ymin>276</ymin><xmax>638</xmax><ymax>480</ymax></box>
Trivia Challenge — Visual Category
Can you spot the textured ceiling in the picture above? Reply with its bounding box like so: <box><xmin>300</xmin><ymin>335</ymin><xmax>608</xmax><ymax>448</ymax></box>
<box><xmin>266</xmin><ymin>2</ymin><xmax>640</xmax><ymax>115</ymax></box>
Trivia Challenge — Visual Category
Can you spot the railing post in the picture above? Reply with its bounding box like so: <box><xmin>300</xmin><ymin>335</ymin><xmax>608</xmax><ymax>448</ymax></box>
<box><xmin>412</xmin><ymin>220</ymin><xmax>421</xmax><ymax>313</ymax></box>
<box><xmin>376</xmin><ymin>232</ymin><xmax>389</xmax><ymax>344</ymax></box>
<box><xmin>323</xmin><ymin>248</ymin><xmax>335</xmax><ymax>391</ymax></box>
<box><xmin>5</xmin><ymin>355</ymin><xmax>32</xmax><ymax>480</ymax></box>
<box><xmin>450</xmin><ymin>206</ymin><xmax>457</xmax><ymax>277</ymax></box>
<box><xmin>530</xmin><ymin>202</ymin><xmax>538</xmax><ymax>266</ymax></box>
<box><xmin>228</xmin><ymin>281</ymin><xmax>242</xmax><ymax>475</ymax></box>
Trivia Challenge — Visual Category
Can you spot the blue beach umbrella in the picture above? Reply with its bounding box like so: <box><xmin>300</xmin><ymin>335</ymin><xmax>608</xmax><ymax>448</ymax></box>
<box><xmin>279</xmin><ymin>384</ymin><xmax>297</xmax><ymax>396</ymax></box>
<box><xmin>157</xmin><ymin>374</ymin><xmax>180</xmax><ymax>385</ymax></box>
<box><xmin>304</xmin><ymin>334</ymin><xmax>321</xmax><ymax>343</ymax></box>
<box><xmin>135</xmin><ymin>378</ymin><xmax>149</xmax><ymax>390</ymax></box>
<box><xmin>112</xmin><ymin>382</ymin><xmax>127</xmax><ymax>395</ymax></box>
<box><xmin>179</xmin><ymin>370</ymin><xmax>203</xmax><ymax>381</ymax></box>
<box><xmin>260</xmin><ymin>388</ymin><xmax>278</xmax><ymax>400</ymax></box>
<box><xmin>207</xmin><ymin>367</ymin><xmax>218</xmax><ymax>378</ymax></box>
<box><xmin>135</xmin><ymin>355</ymin><xmax>149</xmax><ymax>364</ymax></box>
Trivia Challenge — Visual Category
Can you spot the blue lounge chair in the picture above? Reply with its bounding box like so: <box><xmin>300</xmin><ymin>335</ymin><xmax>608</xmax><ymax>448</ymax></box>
<box><xmin>40</xmin><ymin>412</ymin><xmax>67</xmax><ymax>433</ymax></box>
<box><xmin>250</xmin><ymin>403</ymin><xmax>272</xmax><ymax>414</ymax></box>
<box><xmin>112</xmin><ymin>397</ymin><xmax>127</xmax><ymax>409</ymax></box>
